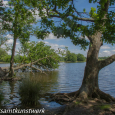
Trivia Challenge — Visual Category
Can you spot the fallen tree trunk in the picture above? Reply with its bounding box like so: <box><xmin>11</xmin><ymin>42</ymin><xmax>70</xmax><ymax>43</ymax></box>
<box><xmin>0</xmin><ymin>55</ymin><xmax>55</xmax><ymax>77</ymax></box>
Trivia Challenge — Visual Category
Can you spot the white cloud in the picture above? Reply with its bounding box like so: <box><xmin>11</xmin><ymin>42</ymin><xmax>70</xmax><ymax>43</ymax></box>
<box><xmin>70</xmin><ymin>49</ymin><xmax>87</xmax><ymax>56</ymax></box>
<box><xmin>3</xmin><ymin>0</ymin><xmax>13</xmax><ymax>8</ymax></box>
<box><xmin>80</xmin><ymin>35</ymin><xmax>89</xmax><ymax>41</ymax></box>
<box><xmin>6</xmin><ymin>39</ymin><xmax>13</xmax><ymax>44</ymax></box>
<box><xmin>103</xmin><ymin>50</ymin><xmax>110</xmax><ymax>53</ymax></box>
<box><xmin>45</xmin><ymin>33</ymin><xmax>58</xmax><ymax>40</ymax></box>
<box><xmin>101</xmin><ymin>45</ymin><xmax>111</xmax><ymax>49</ymax></box>
<box><xmin>99</xmin><ymin>50</ymin><xmax>114</xmax><ymax>57</ymax></box>
<box><xmin>30</xmin><ymin>9</ymin><xmax>41</xmax><ymax>21</ymax></box>
<box><xmin>44</xmin><ymin>41</ymin><xmax>66</xmax><ymax>51</ymax></box>
<box><xmin>3</xmin><ymin>0</ymin><xmax>8</xmax><ymax>6</ymax></box>
<box><xmin>112</xmin><ymin>50</ymin><xmax>115</xmax><ymax>52</ymax></box>
<box><xmin>6</xmin><ymin>34</ymin><xmax>13</xmax><ymax>39</ymax></box>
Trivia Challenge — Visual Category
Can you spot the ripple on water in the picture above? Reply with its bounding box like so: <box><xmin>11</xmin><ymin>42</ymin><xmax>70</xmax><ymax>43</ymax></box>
<box><xmin>0</xmin><ymin>62</ymin><xmax>115</xmax><ymax>109</ymax></box>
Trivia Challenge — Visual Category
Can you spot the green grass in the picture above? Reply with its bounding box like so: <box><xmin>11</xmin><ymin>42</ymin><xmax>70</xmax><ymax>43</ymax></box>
<box><xmin>75</xmin><ymin>101</ymin><xmax>81</xmax><ymax>105</ymax></box>
<box><xmin>98</xmin><ymin>104</ymin><xmax>111</xmax><ymax>110</ymax></box>
<box><xmin>0</xmin><ymin>62</ymin><xmax>9</xmax><ymax>64</ymax></box>
<box><xmin>19</xmin><ymin>76</ymin><xmax>41</xmax><ymax>106</ymax></box>
<box><xmin>93</xmin><ymin>104</ymin><xmax>111</xmax><ymax>110</ymax></box>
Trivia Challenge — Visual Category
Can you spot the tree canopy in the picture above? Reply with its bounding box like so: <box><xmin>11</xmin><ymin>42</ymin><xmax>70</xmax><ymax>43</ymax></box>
<box><xmin>77</xmin><ymin>54</ymin><xmax>85</xmax><ymax>61</ymax></box>
<box><xmin>1</xmin><ymin>0</ymin><xmax>52</xmax><ymax>77</ymax></box>
<box><xmin>1</xmin><ymin>0</ymin><xmax>115</xmax><ymax>102</ymax></box>
<box><xmin>26</xmin><ymin>0</ymin><xmax>115</xmax><ymax>102</ymax></box>
<box><xmin>12</xmin><ymin>41</ymin><xmax>60</xmax><ymax>73</ymax></box>
<box><xmin>22</xmin><ymin>0</ymin><xmax>115</xmax><ymax>49</ymax></box>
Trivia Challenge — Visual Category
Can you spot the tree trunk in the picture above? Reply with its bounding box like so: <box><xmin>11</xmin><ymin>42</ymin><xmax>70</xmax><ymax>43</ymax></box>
<box><xmin>79</xmin><ymin>32</ymin><xmax>102</xmax><ymax>99</ymax></box>
<box><xmin>9</xmin><ymin>38</ymin><xmax>17</xmax><ymax>77</ymax></box>
<box><xmin>78</xmin><ymin>32</ymin><xmax>115</xmax><ymax>102</ymax></box>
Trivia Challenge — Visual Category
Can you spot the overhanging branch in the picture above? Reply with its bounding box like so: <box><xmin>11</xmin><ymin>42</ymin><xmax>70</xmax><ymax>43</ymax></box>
<box><xmin>49</xmin><ymin>14</ymin><xmax>94</xmax><ymax>22</ymax></box>
<box><xmin>48</xmin><ymin>8</ymin><xmax>95</xmax><ymax>22</ymax></box>
<box><xmin>98</xmin><ymin>54</ymin><xmax>115</xmax><ymax>70</ymax></box>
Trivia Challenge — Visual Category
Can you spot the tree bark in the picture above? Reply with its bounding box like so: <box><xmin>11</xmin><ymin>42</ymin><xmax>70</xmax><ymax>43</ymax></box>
<box><xmin>9</xmin><ymin>38</ymin><xmax>17</xmax><ymax>77</ymax></box>
<box><xmin>49</xmin><ymin>0</ymin><xmax>115</xmax><ymax>103</ymax></box>
<box><xmin>51</xmin><ymin>31</ymin><xmax>115</xmax><ymax>102</ymax></box>
<box><xmin>79</xmin><ymin>31</ymin><xmax>102</xmax><ymax>99</ymax></box>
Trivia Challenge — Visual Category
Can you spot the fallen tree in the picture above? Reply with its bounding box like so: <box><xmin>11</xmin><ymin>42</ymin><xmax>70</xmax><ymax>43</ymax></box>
<box><xmin>0</xmin><ymin>41</ymin><xmax>60</xmax><ymax>78</ymax></box>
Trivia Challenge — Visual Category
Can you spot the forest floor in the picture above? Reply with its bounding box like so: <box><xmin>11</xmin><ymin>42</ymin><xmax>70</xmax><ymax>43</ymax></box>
<box><xmin>44</xmin><ymin>98</ymin><xmax>115</xmax><ymax>115</ymax></box>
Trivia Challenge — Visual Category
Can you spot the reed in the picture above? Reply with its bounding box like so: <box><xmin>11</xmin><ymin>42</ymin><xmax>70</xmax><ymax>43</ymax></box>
<box><xmin>0</xmin><ymin>90</ymin><xmax>4</xmax><ymax>107</ymax></box>
<box><xmin>19</xmin><ymin>76</ymin><xmax>41</xmax><ymax>106</ymax></box>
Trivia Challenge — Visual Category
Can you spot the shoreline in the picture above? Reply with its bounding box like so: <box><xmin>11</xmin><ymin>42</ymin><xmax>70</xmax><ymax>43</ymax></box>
<box><xmin>44</xmin><ymin>99</ymin><xmax>115</xmax><ymax>115</ymax></box>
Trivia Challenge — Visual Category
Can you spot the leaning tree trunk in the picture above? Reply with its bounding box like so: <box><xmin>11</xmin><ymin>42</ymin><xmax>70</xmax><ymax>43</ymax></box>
<box><xmin>9</xmin><ymin>38</ymin><xmax>17</xmax><ymax>77</ymax></box>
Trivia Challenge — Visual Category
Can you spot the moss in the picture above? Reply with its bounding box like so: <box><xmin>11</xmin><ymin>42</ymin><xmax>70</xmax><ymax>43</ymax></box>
<box><xmin>98</xmin><ymin>104</ymin><xmax>111</xmax><ymax>110</ymax></box>
<box><xmin>75</xmin><ymin>101</ymin><xmax>81</xmax><ymax>105</ymax></box>
<box><xmin>93</xmin><ymin>104</ymin><xmax>111</xmax><ymax>111</ymax></box>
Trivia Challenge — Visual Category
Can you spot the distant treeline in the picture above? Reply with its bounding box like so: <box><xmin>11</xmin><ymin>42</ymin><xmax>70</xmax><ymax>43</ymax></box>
<box><xmin>60</xmin><ymin>53</ymin><xmax>86</xmax><ymax>62</ymax></box>
<box><xmin>98</xmin><ymin>56</ymin><xmax>109</xmax><ymax>60</ymax></box>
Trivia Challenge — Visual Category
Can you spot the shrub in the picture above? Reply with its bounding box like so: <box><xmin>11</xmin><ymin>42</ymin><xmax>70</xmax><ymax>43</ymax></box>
<box><xmin>19</xmin><ymin>76</ymin><xmax>41</xmax><ymax>106</ymax></box>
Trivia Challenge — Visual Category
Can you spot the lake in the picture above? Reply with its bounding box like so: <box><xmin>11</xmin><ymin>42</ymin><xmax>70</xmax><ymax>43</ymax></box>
<box><xmin>0</xmin><ymin>62</ymin><xmax>115</xmax><ymax>109</ymax></box>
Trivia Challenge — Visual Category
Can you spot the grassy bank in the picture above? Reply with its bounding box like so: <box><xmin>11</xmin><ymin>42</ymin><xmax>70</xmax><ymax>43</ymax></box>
<box><xmin>0</xmin><ymin>62</ymin><xmax>9</xmax><ymax>64</ymax></box>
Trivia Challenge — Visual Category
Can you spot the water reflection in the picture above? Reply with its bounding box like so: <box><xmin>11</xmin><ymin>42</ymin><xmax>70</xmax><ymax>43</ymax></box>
<box><xmin>0</xmin><ymin>62</ymin><xmax>115</xmax><ymax>109</ymax></box>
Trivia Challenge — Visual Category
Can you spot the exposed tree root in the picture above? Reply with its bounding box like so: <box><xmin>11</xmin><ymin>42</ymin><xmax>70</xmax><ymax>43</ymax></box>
<box><xmin>96</xmin><ymin>89</ymin><xmax>115</xmax><ymax>102</ymax></box>
<box><xmin>50</xmin><ymin>90</ymin><xmax>80</xmax><ymax>104</ymax></box>
<box><xmin>50</xmin><ymin>89</ymin><xmax>115</xmax><ymax>104</ymax></box>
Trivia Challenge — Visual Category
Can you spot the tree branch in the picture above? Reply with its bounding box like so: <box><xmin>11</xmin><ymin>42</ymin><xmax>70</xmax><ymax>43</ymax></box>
<box><xmin>98</xmin><ymin>54</ymin><xmax>115</xmax><ymax>70</ymax></box>
<box><xmin>48</xmin><ymin>8</ymin><xmax>95</xmax><ymax>22</ymax></box>
<box><xmin>49</xmin><ymin>14</ymin><xmax>94</xmax><ymax>22</ymax></box>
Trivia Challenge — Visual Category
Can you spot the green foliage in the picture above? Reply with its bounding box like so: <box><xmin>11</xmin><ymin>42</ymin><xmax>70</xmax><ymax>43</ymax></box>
<box><xmin>0</xmin><ymin>30</ymin><xmax>8</xmax><ymax>47</ymax></box>
<box><xmin>19</xmin><ymin>76</ymin><xmax>41</xmax><ymax>106</ymax></box>
<box><xmin>27</xmin><ymin>0</ymin><xmax>115</xmax><ymax>48</ymax></box>
<box><xmin>64</xmin><ymin>47</ymin><xmax>77</xmax><ymax>62</ymax></box>
<box><xmin>17</xmin><ymin>41</ymin><xmax>60</xmax><ymax>70</ymax></box>
<box><xmin>2</xmin><ymin>55</ymin><xmax>11</xmax><ymax>62</ymax></box>
<box><xmin>0</xmin><ymin>48</ymin><xmax>8</xmax><ymax>62</ymax></box>
<box><xmin>2</xmin><ymin>0</ymin><xmax>36</xmax><ymax>41</ymax></box>
<box><xmin>65</xmin><ymin>53</ymin><xmax>77</xmax><ymax>62</ymax></box>
<box><xmin>77</xmin><ymin>53</ymin><xmax>85</xmax><ymax>61</ymax></box>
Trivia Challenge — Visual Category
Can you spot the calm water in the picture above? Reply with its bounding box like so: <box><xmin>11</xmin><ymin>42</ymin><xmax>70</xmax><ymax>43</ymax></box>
<box><xmin>0</xmin><ymin>62</ymin><xmax>115</xmax><ymax>109</ymax></box>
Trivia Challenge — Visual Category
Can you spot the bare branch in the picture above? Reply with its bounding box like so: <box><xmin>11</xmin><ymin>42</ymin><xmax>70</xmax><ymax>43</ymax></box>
<box><xmin>31</xmin><ymin>66</ymin><xmax>42</xmax><ymax>73</ymax></box>
<box><xmin>32</xmin><ymin>56</ymin><xmax>52</xmax><ymax>64</ymax></box>
<box><xmin>36</xmin><ymin>63</ymin><xmax>49</xmax><ymax>71</ymax></box>
<box><xmin>1</xmin><ymin>56</ymin><xmax>53</xmax><ymax>73</ymax></box>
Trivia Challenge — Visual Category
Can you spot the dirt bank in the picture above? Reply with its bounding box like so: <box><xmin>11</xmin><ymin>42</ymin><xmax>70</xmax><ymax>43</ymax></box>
<box><xmin>44</xmin><ymin>98</ymin><xmax>115</xmax><ymax>115</ymax></box>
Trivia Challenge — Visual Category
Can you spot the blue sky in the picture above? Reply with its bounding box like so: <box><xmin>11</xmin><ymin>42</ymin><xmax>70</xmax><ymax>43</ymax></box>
<box><xmin>2</xmin><ymin>0</ymin><xmax>115</xmax><ymax>57</ymax></box>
